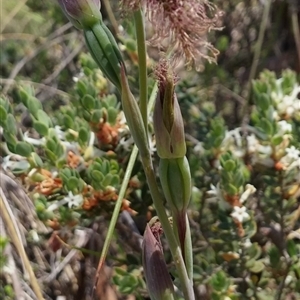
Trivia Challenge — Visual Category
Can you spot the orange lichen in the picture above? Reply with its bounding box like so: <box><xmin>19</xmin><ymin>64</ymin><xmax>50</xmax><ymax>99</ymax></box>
<box><xmin>94</xmin><ymin>188</ymin><xmax>118</xmax><ymax>202</ymax></box>
<box><xmin>92</xmin><ymin>119</ymin><xmax>121</xmax><ymax>147</ymax></box>
<box><xmin>82</xmin><ymin>196</ymin><xmax>98</xmax><ymax>210</ymax></box>
<box><xmin>233</xmin><ymin>219</ymin><xmax>245</xmax><ymax>237</ymax></box>
<box><xmin>47</xmin><ymin>219</ymin><xmax>60</xmax><ymax>230</ymax></box>
<box><xmin>221</xmin><ymin>251</ymin><xmax>240</xmax><ymax>262</ymax></box>
<box><xmin>225</xmin><ymin>194</ymin><xmax>241</xmax><ymax>207</ymax></box>
<box><xmin>36</xmin><ymin>178</ymin><xmax>63</xmax><ymax>195</ymax></box>
<box><xmin>67</xmin><ymin>151</ymin><xmax>81</xmax><ymax>168</ymax></box>
<box><xmin>121</xmin><ymin>199</ymin><xmax>137</xmax><ymax>215</ymax></box>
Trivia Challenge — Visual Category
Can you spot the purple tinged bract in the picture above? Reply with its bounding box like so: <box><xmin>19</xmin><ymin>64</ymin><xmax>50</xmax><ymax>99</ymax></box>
<box><xmin>58</xmin><ymin>0</ymin><xmax>102</xmax><ymax>29</ymax></box>
<box><xmin>142</xmin><ymin>224</ymin><xmax>174</xmax><ymax>300</ymax></box>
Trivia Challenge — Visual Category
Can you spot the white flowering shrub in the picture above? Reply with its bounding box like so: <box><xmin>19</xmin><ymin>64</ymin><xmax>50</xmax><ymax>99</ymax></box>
<box><xmin>184</xmin><ymin>69</ymin><xmax>300</xmax><ymax>299</ymax></box>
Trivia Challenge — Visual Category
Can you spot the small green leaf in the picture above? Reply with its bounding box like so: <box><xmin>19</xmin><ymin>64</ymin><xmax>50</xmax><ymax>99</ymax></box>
<box><xmin>91</xmin><ymin>170</ymin><xmax>104</xmax><ymax>182</ymax></box>
<box><xmin>63</xmin><ymin>114</ymin><xmax>74</xmax><ymax>129</ymax></box>
<box><xmin>125</xmin><ymin>39</ymin><xmax>137</xmax><ymax>52</ymax></box>
<box><xmin>67</xmin><ymin>176</ymin><xmax>79</xmax><ymax>191</ymax></box>
<box><xmin>107</xmin><ymin>107</ymin><xmax>118</xmax><ymax>124</ymax></box>
<box><xmin>213</xmin><ymin>136</ymin><xmax>224</xmax><ymax>148</ymax></box>
<box><xmin>81</xmin><ymin>94</ymin><xmax>96</xmax><ymax>111</ymax></box>
<box><xmin>37</xmin><ymin>109</ymin><xmax>51</xmax><ymax>126</ymax></box>
<box><xmin>102</xmin><ymin>173</ymin><xmax>113</xmax><ymax>186</ymax></box>
<box><xmin>46</xmin><ymin>138</ymin><xmax>57</xmax><ymax>153</ymax></box>
<box><xmin>45</xmin><ymin>148</ymin><xmax>57</xmax><ymax>163</ymax></box>
<box><xmin>271</xmin><ymin>135</ymin><xmax>283</xmax><ymax>146</ymax></box>
<box><xmin>0</xmin><ymin>105</ymin><xmax>7</xmax><ymax>124</ymax></box>
<box><xmin>31</xmin><ymin>152</ymin><xmax>43</xmax><ymax>167</ymax></box>
<box><xmin>257</xmin><ymin>93</ymin><xmax>270</xmax><ymax>111</ymax></box>
<box><xmin>224</xmin><ymin>160</ymin><xmax>235</xmax><ymax>172</ymax></box>
<box><xmin>249</xmin><ymin>260</ymin><xmax>264</xmax><ymax>273</ymax></box>
<box><xmin>78</xmin><ymin>127</ymin><xmax>90</xmax><ymax>144</ymax></box>
<box><xmin>91</xmin><ymin>109</ymin><xmax>102</xmax><ymax>123</ymax></box>
<box><xmin>6</xmin><ymin>114</ymin><xmax>17</xmax><ymax>135</ymax></box>
<box><xmin>259</xmin><ymin>118</ymin><xmax>274</xmax><ymax>136</ymax></box>
<box><xmin>7</xmin><ymin>142</ymin><xmax>16</xmax><ymax>153</ymax></box>
<box><xmin>247</xmin><ymin>243</ymin><xmax>262</xmax><ymax>260</ymax></box>
<box><xmin>54</xmin><ymin>143</ymin><xmax>64</xmax><ymax>157</ymax></box>
<box><xmin>226</xmin><ymin>183</ymin><xmax>238</xmax><ymax>196</ymax></box>
<box><xmin>3</xmin><ymin>132</ymin><xmax>17</xmax><ymax>145</ymax></box>
<box><xmin>286</xmin><ymin>239</ymin><xmax>297</xmax><ymax>258</ymax></box>
<box><xmin>27</xmin><ymin>97</ymin><xmax>42</xmax><ymax>118</ymax></box>
<box><xmin>76</xmin><ymin>80</ymin><xmax>87</xmax><ymax>97</ymax></box>
<box><xmin>33</xmin><ymin>121</ymin><xmax>49</xmax><ymax>136</ymax></box>
<box><xmin>110</xmin><ymin>174</ymin><xmax>119</xmax><ymax>186</ymax></box>
<box><xmin>18</xmin><ymin>88</ymin><xmax>29</xmax><ymax>106</ymax></box>
<box><xmin>232</xmin><ymin>170</ymin><xmax>244</xmax><ymax>188</ymax></box>
<box><xmin>60</xmin><ymin>168</ymin><xmax>72</xmax><ymax>182</ymax></box>
<box><xmin>15</xmin><ymin>141</ymin><xmax>32</xmax><ymax>157</ymax></box>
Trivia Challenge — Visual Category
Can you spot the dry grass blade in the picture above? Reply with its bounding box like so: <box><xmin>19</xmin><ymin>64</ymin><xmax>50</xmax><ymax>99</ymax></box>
<box><xmin>0</xmin><ymin>216</ymin><xmax>25</xmax><ymax>300</ymax></box>
<box><xmin>0</xmin><ymin>172</ymin><xmax>44</xmax><ymax>300</ymax></box>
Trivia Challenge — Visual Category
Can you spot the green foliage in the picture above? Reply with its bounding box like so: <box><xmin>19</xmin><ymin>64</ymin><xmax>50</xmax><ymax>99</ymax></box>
<box><xmin>1</xmin><ymin>0</ymin><xmax>300</xmax><ymax>299</ymax></box>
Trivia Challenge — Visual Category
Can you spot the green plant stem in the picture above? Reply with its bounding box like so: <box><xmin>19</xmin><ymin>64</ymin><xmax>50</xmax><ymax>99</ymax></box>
<box><xmin>93</xmin><ymin>145</ymin><xmax>139</xmax><ymax>293</ymax></box>
<box><xmin>101</xmin><ymin>0</ymin><xmax>119</xmax><ymax>35</ymax></box>
<box><xmin>290</xmin><ymin>2</ymin><xmax>300</xmax><ymax>70</ymax></box>
<box><xmin>243</xmin><ymin>0</ymin><xmax>272</xmax><ymax>114</ymax></box>
<box><xmin>93</xmin><ymin>82</ymin><xmax>158</xmax><ymax>294</ymax></box>
<box><xmin>140</xmin><ymin>155</ymin><xmax>195</xmax><ymax>300</ymax></box>
<box><xmin>134</xmin><ymin>9</ymin><xmax>148</xmax><ymax>134</ymax></box>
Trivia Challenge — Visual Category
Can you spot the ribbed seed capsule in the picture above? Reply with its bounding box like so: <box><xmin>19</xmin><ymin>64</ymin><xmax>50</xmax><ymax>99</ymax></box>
<box><xmin>84</xmin><ymin>24</ymin><xmax>123</xmax><ymax>90</ymax></box>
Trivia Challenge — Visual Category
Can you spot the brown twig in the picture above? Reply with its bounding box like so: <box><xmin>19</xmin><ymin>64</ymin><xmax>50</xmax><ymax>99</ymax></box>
<box><xmin>0</xmin><ymin>188</ymin><xmax>44</xmax><ymax>300</ymax></box>
<box><xmin>0</xmin><ymin>78</ymin><xmax>71</xmax><ymax>99</ymax></box>
<box><xmin>2</xmin><ymin>23</ymin><xmax>74</xmax><ymax>94</ymax></box>
<box><xmin>290</xmin><ymin>2</ymin><xmax>300</xmax><ymax>71</ymax></box>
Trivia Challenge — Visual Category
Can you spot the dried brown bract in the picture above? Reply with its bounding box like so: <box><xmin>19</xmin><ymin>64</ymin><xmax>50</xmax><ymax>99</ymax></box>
<box><xmin>121</xmin><ymin>0</ymin><xmax>223</xmax><ymax>69</ymax></box>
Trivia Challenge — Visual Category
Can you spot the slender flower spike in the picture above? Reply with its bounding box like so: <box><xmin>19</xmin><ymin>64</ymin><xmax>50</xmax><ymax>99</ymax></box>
<box><xmin>58</xmin><ymin>0</ymin><xmax>102</xmax><ymax>29</ymax></box>
<box><xmin>153</xmin><ymin>60</ymin><xmax>186</xmax><ymax>159</ymax></box>
<box><xmin>120</xmin><ymin>65</ymin><xmax>149</xmax><ymax>157</ymax></box>
<box><xmin>142</xmin><ymin>224</ymin><xmax>175</xmax><ymax>300</ymax></box>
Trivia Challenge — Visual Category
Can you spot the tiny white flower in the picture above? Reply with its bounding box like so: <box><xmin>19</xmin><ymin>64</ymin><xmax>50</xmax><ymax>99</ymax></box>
<box><xmin>1</xmin><ymin>155</ymin><xmax>12</xmax><ymax>171</ymax></box>
<box><xmin>286</xmin><ymin>159</ymin><xmax>300</xmax><ymax>172</ymax></box>
<box><xmin>88</xmin><ymin>132</ymin><xmax>95</xmax><ymax>147</ymax></box>
<box><xmin>247</xmin><ymin>134</ymin><xmax>258</xmax><ymax>153</ymax></box>
<box><xmin>119</xmin><ymin>136</ymin><xmax>134</xmax><ymax>152</ymax></box>
<box><xmin>244</xmin><ymin>238</ymin><xmax>252</xmax><ymax>248</ymax></box>
<box><xmin>277</xmin><ymin>120</ymin><xmax>292</xmax><ymax>134</ymax></box>
<box><xmin>257</xmin><ymin>145</ymin><xmax>272</xmax><ymax>156</ymax></box>
<box><xmin>65</xmin><ymin>191</ymin><xmax>84</xmax><ymax>208</ymax></box>
<box><xmin>24</xmin><ymin>131</ymin><xmax>46</xmax><ymax>146</ymax></box>
<box><xmin>239</xmin><ymin>184</ymin><xmax>256</xmax><ymax>204</ymax></box>
<box><xmin>193</xmin><ymin>142</ymin><xmax>205</xmax><ymax>155</ymax></box>
<box><xmin>230</xmin><ymin>206</ymin><xmax>250</xmax><ymax>223</ymax></box>
<box><xmin>54</xmin><ymin>126</ymin><xmax>66</xmax><ymax>140</ymax></box>
<box><xmin>47</xmin><ymin>191</ymin><xmax>83</xmax><ymax>211</ymax></box>
<box><xmin>272</xmin><ymin>110</ymin><xmax>279</xmax><ymax>120</ymax></box>
<box><xmin>285</xmin><ymin>146</ymin><xmax>300</xmax><ymax>161</ymax></box>
<box><xmin>207</xmin><ymin>184</ymin><xmax>231</xmax><ymax>210</ymax></box>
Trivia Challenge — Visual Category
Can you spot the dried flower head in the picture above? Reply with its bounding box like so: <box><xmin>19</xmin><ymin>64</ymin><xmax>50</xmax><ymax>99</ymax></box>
<box><xmin>121</xmin><ymin>0</ymin><xmax>223</xmax><ymax>68</ymax></box>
